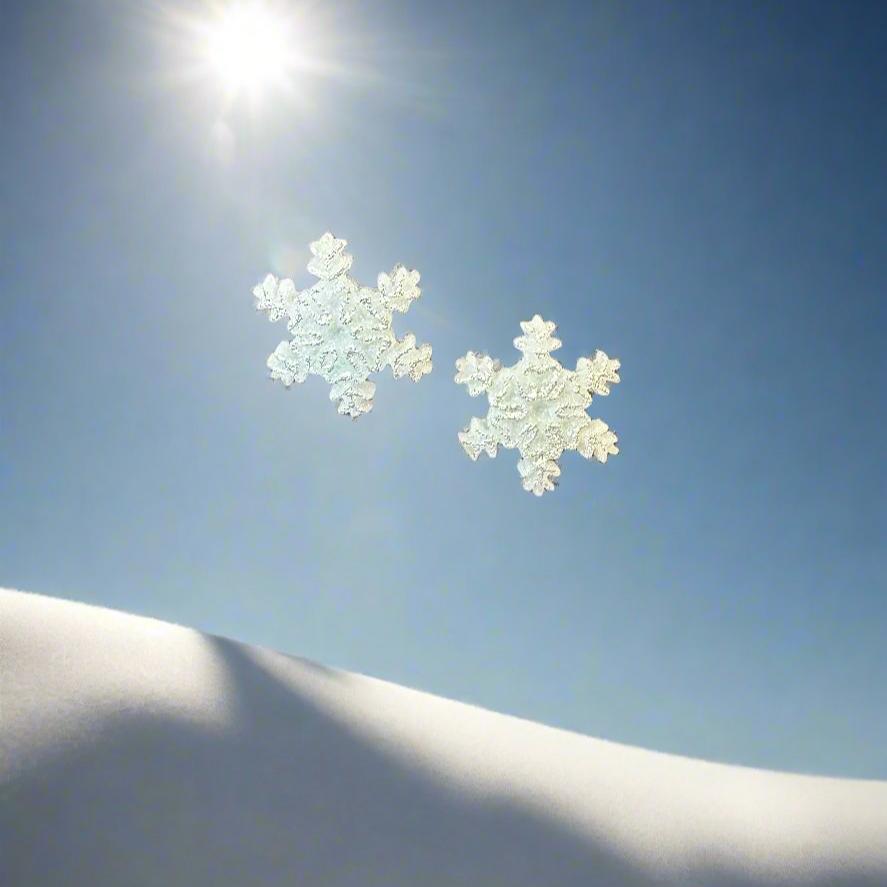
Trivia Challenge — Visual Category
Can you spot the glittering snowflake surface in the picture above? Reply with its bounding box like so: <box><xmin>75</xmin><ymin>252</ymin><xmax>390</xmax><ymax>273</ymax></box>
<box><xmin>456</xmin><ymin>316</ymin><xmax>620</xmax><ymax>495</ymax></box>
<box><xmin>254</xmin><ymin>233</ymin><xmax>432</xmax><ymax>417</ymax></box>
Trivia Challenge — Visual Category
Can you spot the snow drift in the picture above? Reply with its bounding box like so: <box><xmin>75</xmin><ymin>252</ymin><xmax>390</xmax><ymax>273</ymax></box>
<box><xmin>2</xmin><ymin>588</ymin><xmax>886</xmax><ymax>886</ymax></box>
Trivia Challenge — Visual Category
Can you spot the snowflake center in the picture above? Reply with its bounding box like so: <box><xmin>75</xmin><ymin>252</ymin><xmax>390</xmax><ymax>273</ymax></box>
<box><xmin>326</xmin><ymin>316</ymin><xmax>349</xmax><ymax>344</ymax></box>
<box><xmin>527</xmin><ymin>395</ymin><xmax>555</xmax><ymax>424</ymax></box>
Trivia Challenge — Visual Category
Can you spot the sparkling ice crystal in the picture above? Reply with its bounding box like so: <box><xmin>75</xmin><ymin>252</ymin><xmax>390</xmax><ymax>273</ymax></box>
<box><xmin>456</xmin><ymin>316</ymin><xmax>620</xmax><ymax>495</ymax></box>
<box><xmin>253</xmin><ymin>233</ymin><xmax>432</xmax><ymax>417</ymax></box>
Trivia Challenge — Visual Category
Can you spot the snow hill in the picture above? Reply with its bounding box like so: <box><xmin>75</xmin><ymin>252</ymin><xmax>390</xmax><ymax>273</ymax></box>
<box><xmin>2</xmin><ymin>588</ymin><xmax>886</xmax><ymax>886</ymax></box>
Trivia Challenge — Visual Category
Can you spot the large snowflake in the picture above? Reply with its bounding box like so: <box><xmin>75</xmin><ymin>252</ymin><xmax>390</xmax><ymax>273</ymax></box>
<box><xmin>456</xmin><ymin>316</ymin><xmax>621</xmax><ymax>495</ymax></box>
<box><xmin>253</xmin><ymin>233</ymin><xmax>432</xmax><ymax>417</ymax></box>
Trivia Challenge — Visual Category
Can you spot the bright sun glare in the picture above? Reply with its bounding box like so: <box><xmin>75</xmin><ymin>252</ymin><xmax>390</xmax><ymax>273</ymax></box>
<box><xmin>202</xmin><ymin>3</ymin><xmax>294</xmax><ymax>97</ymax></box>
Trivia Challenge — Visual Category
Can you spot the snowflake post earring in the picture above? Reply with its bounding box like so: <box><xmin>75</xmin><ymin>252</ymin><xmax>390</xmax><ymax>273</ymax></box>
<box><xmin>253</xmin><ymin>233</ymin><xmax>432</xmax><ymax>417</ymax></box>
<box><xmin>455</xmin><ymin>316</ymin><xmax>620</xmax><ymax>495</ymax></box>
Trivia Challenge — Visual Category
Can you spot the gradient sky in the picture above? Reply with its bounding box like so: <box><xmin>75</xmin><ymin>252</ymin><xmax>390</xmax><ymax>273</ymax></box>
<box><xmin>2</xmin><ymin>0</ymin><xmax>885</xmax><ymax>778</ymax></box>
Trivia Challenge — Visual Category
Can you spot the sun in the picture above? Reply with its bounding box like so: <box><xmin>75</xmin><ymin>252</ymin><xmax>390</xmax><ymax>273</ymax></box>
<box><xmin>201</xmin><ymin>3</ymin><xmax>295</xmax><ymax>98</ymax></box>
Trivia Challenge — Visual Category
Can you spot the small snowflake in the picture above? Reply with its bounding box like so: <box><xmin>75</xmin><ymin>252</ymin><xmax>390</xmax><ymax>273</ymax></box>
<box><xmin>456</xmin><ymin>315</ymin><xmax>620</xmax><ymax>495</ymax></box>
<box><xmin>253</xmin><ymin>233</ymin><xmax>432</xmax><ymax>417</ymax></box>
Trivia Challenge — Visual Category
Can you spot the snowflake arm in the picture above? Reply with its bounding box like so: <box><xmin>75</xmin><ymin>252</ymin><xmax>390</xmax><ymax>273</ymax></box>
<box><xmin>513</xmin><ymin>315</ymin><xmax>562</xmax><ymax>355</ymax></box>
<box><xmin>388</xmin><ymin>334</ymin><xmax>433</xmax><ymax>381</ymax></box>
<box><xmin>253</xmin><ymin>274</ymin><xmax>298</xmax><ymax>323</ymax></box>
<box><xmin>458</xmin><ymin>416</ymin><xmax>499</xmax><ymax>460</ymax></box>
<box><xmin>575</xmin><ymin>350</ymin><xmax>621</xmax><ymax>397</ymax></box>
<box><xmin>577</xmin><ymin>417</ymin><xmax>619</xmax><ymax>463</ymax></box>
<box><xmin>329</xmin><ymin>378</ymin><xmax>376</xmax><ymax>418</ymax></box>
<box><xmin>378</xmin><ymin>265</ymin><xmax>421</xmax><ymax>313</ymax></box>
<box><xmin>517</xmin><ymin>457</ymin><xmax>561</xmax><ymax>496</ymax></box>
<box><xmin>306</xmin><ymin>232</ymin><xmax>353</xmax><ymax>279</ymax></box>
<box><xmin>252</xmin><ymin>233</ymin><xmax>432</xmax><ymax>417</ymax></box>
<box><xmin>267</xmin><ymin>340</ymin><xmax>309</xmax><ymax>387</ymax></box>
<box><xmin>457</xmin><ymin>316</ymin><xmax>621</xmax><ymax>495</ymax></box>
<box><xmin>455</xmin><ymin>351</ymin><xmax>501</xmax><ymax>396</ymax></box>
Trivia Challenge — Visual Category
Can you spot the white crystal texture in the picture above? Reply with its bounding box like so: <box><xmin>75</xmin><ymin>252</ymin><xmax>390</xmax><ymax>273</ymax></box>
<box><xmin>254</xmin><ymin>233</ymin><xmax>432</xmax><ymax>417</ymax></box>
<box><xmin>456</xmin><ymin>316</ymin><xmax>620</xmax><ymax>495</ymax></box>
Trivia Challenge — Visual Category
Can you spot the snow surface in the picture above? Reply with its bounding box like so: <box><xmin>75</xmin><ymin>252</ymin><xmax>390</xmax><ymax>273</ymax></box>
<box><xmin>2</xmin><ymin>588</ymin><xmax>886</xmax><ymax>886</ymax></box>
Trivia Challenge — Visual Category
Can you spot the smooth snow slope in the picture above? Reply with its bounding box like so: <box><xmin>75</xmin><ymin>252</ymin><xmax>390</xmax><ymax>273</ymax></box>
<box><xmin>1</xmin><ymin>589</ymin><xmax>886</xmax><ymax>887</ymax></box>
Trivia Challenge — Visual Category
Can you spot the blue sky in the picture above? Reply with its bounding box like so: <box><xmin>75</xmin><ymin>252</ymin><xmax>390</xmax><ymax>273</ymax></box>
<box><xmin>1</xmin><ymin>0</ymin><xmax>885</xmax><ymax>778</ymax></box>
